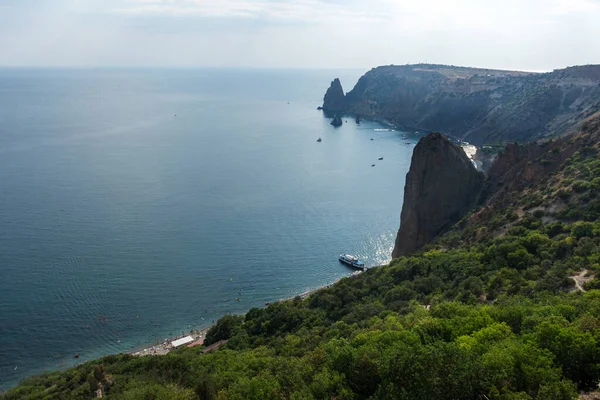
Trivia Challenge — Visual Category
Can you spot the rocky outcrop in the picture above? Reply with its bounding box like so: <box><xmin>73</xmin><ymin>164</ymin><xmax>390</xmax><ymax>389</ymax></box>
<box><xmin>472</xmin><ymin>148</ymin><xmax>496</xmax><ymax>174</ymax></box>
<box><xmin>477</xmin><ymin>135</ymin><xmax>582</xmax><ymax>208</ymax></box>
<box><xmin>392</xmin><ymin>133</ymin><xmax>484</xmax><ymax>257</ymax></box>
<box><xmin>325</xmin><ymin>64</ymin><xmax>600</xmax><ymax>145</ymax></box>
<box><xmin>330</xmin><ymin>115</ymin><xmax>343</xmax><ymax>127</ymax></box>
<box><xmin>322</xmin><ymin>78</ymin><xmax>346</xmax><ymax>112</ymax></box>
<box><xmin>90</xmin><ymin>364</ymin><xmax>114</xmax><ymax>398</ymax></box>
<box><xmin>487</xmin><ymin>143</ymin><xmax>531</xmax><ymax>180</ymax></box>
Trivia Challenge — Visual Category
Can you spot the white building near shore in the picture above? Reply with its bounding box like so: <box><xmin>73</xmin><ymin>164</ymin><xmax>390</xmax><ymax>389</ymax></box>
<box><xmin>171</xmin><ymin>336</ymin><xmax>194</xmax><ymax>348</ymax></box>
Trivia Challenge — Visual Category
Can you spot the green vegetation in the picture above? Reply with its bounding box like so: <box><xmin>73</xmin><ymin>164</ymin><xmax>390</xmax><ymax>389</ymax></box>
<box><xmin>5</xmin><ymin>131</ymin><xmax>600</xmax><ymax>399</ymax></box>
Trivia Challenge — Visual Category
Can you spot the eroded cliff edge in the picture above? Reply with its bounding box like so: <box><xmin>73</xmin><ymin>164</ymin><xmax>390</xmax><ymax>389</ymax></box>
<box><xmin>392</xmin><ymin>133</ymin><xmax>484</xmax><ymax>257</ymax></box>
<box><xmin>324</xmin><ymin>64</ymin><xmax>600</xmax><ymax>145</ymax></box>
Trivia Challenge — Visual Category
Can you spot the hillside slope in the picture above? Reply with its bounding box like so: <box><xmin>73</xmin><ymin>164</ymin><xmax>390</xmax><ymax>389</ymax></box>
<box><xmin>324</xmin><ymin>64</ymin><xmax>600</xmax><ymax>145</ymax></box>
<box><xmin>6</xmin><ymin>121</ymin><xmax>600</xmax><ymax>399</ymax></box>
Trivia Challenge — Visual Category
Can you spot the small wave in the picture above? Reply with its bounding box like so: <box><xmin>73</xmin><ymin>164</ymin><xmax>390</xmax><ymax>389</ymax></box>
<box><xmin>373</xmin><ymin>128</ymin><xmax>394</xmax><ymax>132</ymax></box>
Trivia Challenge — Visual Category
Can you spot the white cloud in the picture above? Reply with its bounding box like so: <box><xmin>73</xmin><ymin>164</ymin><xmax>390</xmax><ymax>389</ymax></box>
<box><xmin>0</xmin><ymin>0</ymin><xmax>599</xmax><ymax>69</ymax></box>
<box><xmin>113</xmin><ymin>0</ymin><xmax>388</xmax><ymax>23</ymax></box>
<box><xmin>545</xmin><ymin>0</ymin><xmax>600</xmax><ymax>14</ymax></box>
<box><xmin>110</xmin><ymin>0</ymin><xmax>600</xmax><ymax>35</ymax></box>
<box><xmin>115</xmin><ymin>0</ymin><xmax>257</xmax><ymax>18</ymax></box>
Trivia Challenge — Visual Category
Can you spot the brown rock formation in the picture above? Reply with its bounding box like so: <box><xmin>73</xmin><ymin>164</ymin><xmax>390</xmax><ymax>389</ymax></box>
<box><xmin>487</xmin><ymin>143</ymin><xmax>529</xmax><ymax>180</ymax></box>
<box><xmin>473</xmin><ymin>135</ymin><xmax>583</xmax><ymax>223</ymax></box>
<box><xmin>392</xmin><ymin>133</ymin><xmax>484</xmax><ymax>257</ymax></box>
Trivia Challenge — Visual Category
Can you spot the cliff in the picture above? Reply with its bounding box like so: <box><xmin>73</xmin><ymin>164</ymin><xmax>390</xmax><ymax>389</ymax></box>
<box><xmin>392</xmin><ymin>133</ymin><xmax>484</xmax><ymax>257</ymax></box>
<box><xmin>326</xmin><ymin>64</ymin><xmax>600</xmax><ymax>145</ymax></box>
<box><xmin>322</xmin><ymin>78</ymin><xmax>346</xmax><ymax>112</ymax></box>
<box><xmin>393</xmin><ymin>115</ymin><xmax>600</xmax><ymax>257</ymax></box>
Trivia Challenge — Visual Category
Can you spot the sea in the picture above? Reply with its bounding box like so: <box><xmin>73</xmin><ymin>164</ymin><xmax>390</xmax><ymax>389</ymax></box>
<box><xmin>0</xmin><ymin>68</ymin><xmax>421</xmax><ymax>390</ymax></box>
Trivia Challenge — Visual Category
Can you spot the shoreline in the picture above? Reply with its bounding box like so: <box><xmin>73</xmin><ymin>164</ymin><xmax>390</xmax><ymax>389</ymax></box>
<box><xmin>1</xmin><ymin>266</ymin><xmax>389</xmax><ymax>392</ymax></box>
<box><xmin>127</xmin><ymin>268</ymin><xmax>372</xmax><ymax>358</ymax></box>
<box><xmin>128</xmin><ymin>326</ymin><xmax>213</xmax><ymax>356</ymax></box>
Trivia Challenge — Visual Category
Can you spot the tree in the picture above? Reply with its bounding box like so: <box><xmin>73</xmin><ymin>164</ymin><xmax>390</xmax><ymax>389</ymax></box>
<box><xmin>205</xmin><ymin>314</ymin><xmax>244</xmax><ymax>345</ymax></box>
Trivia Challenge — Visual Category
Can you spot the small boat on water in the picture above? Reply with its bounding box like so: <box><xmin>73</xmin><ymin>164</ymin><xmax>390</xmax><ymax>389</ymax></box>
<box><xmin>339</xmin><ymin>254</ymin><xmax>366</xmax><ymax>270</ymax></box>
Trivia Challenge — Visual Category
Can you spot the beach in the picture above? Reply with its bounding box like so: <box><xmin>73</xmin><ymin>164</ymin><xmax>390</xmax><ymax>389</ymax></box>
<box><xmin>128</xmin><ymin>269</ymin><xmax>367</xmax><ymax>357</ymax></box>
<box><xmin>129</xmin><ymin>327</ymin><xmax>211</xmax><ymax>356</ymax></box>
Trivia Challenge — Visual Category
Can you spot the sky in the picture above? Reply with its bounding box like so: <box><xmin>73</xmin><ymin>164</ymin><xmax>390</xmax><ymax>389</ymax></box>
<box><xmin>0</xmin><ymin>0</ymin><xmax>599</xmax><ymax>70</ymax></box>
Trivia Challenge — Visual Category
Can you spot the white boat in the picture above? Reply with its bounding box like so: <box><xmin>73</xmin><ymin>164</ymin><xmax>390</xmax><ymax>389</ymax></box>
<box><xmin>339</xmin><ymin>254</ymin><xmax>366</xmax><ymax>270</ymax></box>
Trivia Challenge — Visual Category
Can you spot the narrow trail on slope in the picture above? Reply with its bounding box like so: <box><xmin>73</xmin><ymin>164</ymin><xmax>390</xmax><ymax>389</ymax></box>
<box><xmin>571</xmin><ymin>269</ymin><xmax>594</xmax><ymax>292</ymax></box>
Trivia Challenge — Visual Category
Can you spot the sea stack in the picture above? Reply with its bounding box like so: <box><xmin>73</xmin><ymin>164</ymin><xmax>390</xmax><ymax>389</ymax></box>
<box><xmin>392</xmin><ymin>133</ymin><xmax>484</xmax><ymax>258</ymax></box>
<box><xmin>322</xmin><ymin>78</ymin><xmax>347</xmax><ymax>112</ymax></box>
<box><xmin>331</xmin><ymin>115</ymin><xmax>343</xmax><ymax>127</ymax></box>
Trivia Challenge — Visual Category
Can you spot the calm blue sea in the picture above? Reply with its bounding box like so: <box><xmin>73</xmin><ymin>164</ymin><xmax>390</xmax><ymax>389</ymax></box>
<box><xmin>0</xmin><ymin>68</ymin><xmax>420</xmax><ymax>389</ymax></box>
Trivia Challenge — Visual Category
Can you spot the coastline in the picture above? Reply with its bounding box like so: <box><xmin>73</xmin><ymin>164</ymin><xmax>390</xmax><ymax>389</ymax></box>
<box><xmin>0</xmin><ymin>261</ymin><xmax>389</xmax><ymax>392</ymax></box>
<box><xmin>128</xmin><ymin>326</ymin><xmax>212</xmax><ymax>356</ymax></box>
<box><xmin>0</xmin><ymin>70</ymin><xmax>408</xmax><ymax>392</ymax></box>
<box><xmin>127</xmin><ymin>269</ymin><xmax>371</xmax><ymax>358</ymax></box>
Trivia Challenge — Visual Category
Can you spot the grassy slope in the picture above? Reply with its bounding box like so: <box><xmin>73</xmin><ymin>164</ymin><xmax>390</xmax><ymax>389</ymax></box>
<box><xmin>6</xmin><ymin>121</ymin><xmax>600</xmax><ymax>399</ymax></box>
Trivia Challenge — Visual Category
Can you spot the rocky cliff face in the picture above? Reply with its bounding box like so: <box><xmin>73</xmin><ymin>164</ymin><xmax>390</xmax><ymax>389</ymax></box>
<box><xmin>392</xmin><ymin>133</ymin><xmax>484</xmax><ymax>257</ymax></box>
<box><xmin>322</xmin><ymin>78</ymin><xmax>346</xmax><ymax>112</ymax></box>
<box><xmin>326</xmin><ymin>64</ymin><xmax>600</xmax><ymax>145</ymax></box>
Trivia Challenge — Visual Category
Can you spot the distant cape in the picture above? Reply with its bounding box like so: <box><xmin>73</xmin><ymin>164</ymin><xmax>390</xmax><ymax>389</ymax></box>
<box><xmin>322</xmin><ymin>63</ymin><xmax>600</xmax><ymax>145</ymax></box>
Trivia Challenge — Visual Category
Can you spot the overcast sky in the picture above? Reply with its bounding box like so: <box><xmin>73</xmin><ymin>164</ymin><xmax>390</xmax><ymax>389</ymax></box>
<box><xmin>0</xmin><ymin>0</ymin><xmax>598</xmax><ymax>70</ymax></box>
